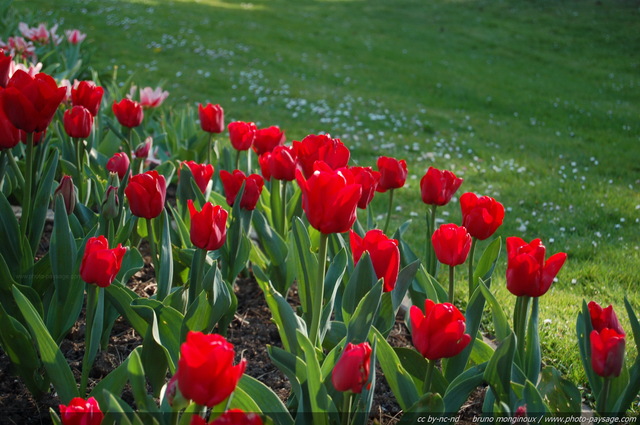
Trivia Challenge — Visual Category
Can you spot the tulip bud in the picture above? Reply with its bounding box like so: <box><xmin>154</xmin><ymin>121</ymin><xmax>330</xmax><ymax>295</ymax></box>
<box><xmin>590</xmin><ymin>328</ymin><xmax>625</xmax><ymax>378</ymax></box>
<box><xmin>107</xmin><ymin>172</ymin><xmax>120</xmax><ymax>189</ymax></box>
<box><xmin>134</xmin><ymin>137</ymin><xmax>152</xmax><ymax>159</ymax></box>
<box><xmin>59</xmin><ymin>397</ymin><xmax>104</xmax><ymax>425</ymax></box>
<box><xmin>431</xmin><ymin>223</ymin><xmax>472</xmax><ymax>267</ymax></box>
<box><xmin>331</xmin><ymin>342</ymin><xmax>372</xmax><ymax>393</ymax></box>
<box><xmin>349</xmin><ymin>229</ymin><xmax>400</xmax><ymax>292</ymax></box>
<box><xmin>54</xmin><ymin>175</ymin><xmax>76</xmax><ymax>215</ymax></box>
<box><xmin>101</xmin><ymin>186</ymin><xmax>119</xmax><ymax>220</ymax></box>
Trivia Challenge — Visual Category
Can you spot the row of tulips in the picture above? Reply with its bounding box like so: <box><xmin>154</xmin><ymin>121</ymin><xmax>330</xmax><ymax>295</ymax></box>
<box><xmin>0</xmin><ymin>18</ymin><xmax>638</xmax><ymax>425</ymax></box>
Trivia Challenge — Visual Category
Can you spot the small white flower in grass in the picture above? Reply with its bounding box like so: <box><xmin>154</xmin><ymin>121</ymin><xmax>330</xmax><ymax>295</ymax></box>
<box><xmin>571</xmin><ymin>279</ymin><xmax>578</xmax><ymax>285</ymax></box>
<box><xmin>543</xmin><ymin>319</ymin><xmax>552</xmax><ymax>325</ymax></box>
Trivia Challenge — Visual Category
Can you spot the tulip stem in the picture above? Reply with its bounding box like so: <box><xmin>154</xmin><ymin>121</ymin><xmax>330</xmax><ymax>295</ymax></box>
<box><xmin>598</xmin><ymin>377</ymin><xmax>612</xmax><ymax>414</ymax></box>
<box><xmin>425</xmin><ymin>204</ymin><xmax>437</xmax><ymax>276</ymax></box>
<box><xmin>281</xmin><ymin>180</ymin><xmax>288</xmax><ymax>234</ymax></box>
<box><xmin>188</xmin><ymin>248</ymin><xmax>208</xmax><ymax>309</ymax></box>
<box><xmin>382</xmin><ymin>189</ymin><xmax>394</xmax><ymax>234</ymax></box>
<box><xmin>342</xmin><ymin>392</ymin><xmax>353</xmax><ymax>425</ymax></box>
<box><xmin>75</xmin><ymin>138</ymin><xmax>86</xmax><ymax>204</ymax></box>
<box><xmin>514</xmin><ymin>295</ymin><xmax>531</xmax><ymax>365</ymax></box>
<box><xmin>20</xmin><ymin>132</ymin><xmax>34</xmax><ymax>241</ymax></box>
<box><xmin>5</xmin><ymin>151</ymin><xmax>25</xmax><ymax>188</ymax></box>
<box><xmin>310</xmin><ymin>232</ymin><xmax>329</xmax><ymax>347</ymax></box>
<box><xmin>207</xmin><ymin>133</ymin><xmax>214</xmax><ymax>165</ymax></box>
<box><xmin>448</xmin><ymin>265</ymin><xmax>455</xmax><ymax>304</ymax></box>
<box><xmin>423</xmin><ymin>359</ymin><xmax>436</xmax><ymax>394</ymax></box>
<box><xmin>80</xmin><ymin>285</ymin><xmax>101</xmax><ymax>395</ymax></box>
<box><xmin>235</xmin><ymin>149</ymin><xmax>241</xmax><ymax>171</ymax></box>
<box><xmin>146</xmin><ymin>218</ymin><xmax>160</xmax><ymax>291</ymax></box>
<box><xmin>467</xmin><ymin>238</ymin><xmax>478</xmax><ymax>297</ymax></box>
<box><xmin>0</xmin><ymin>150</ymin><xmax>7</xmax><ymax>188</ymax></box>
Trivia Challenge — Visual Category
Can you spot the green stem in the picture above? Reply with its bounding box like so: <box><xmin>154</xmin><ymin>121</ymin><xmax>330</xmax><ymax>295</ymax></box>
<box><xmin>20</xmin><ymin>133</ymin><xmax>34</xmax><ymax>238</ymax></box>
<box><xmin>0</xmin><ymin>150</ymin><xmax>7</xmax><ymax>188</ymax></box>
<box><xmin>423</xmin><ymin>359</ymin><xmax>435</xmax><ymax>394</ymax></box>
<box><xmin>599</xmin><ymin>377</ymin><xmax>612</xmax><ymax>414</ymax></box>
<box><xmin>146</xmin><ymin>218</ymin><xmax>160</xmax><ymax>289</ymax></box>
<box><xmin>80</xmin><ymin>284</ymin><xmax>100</xmax><ymax>395</ymax></box>
<box><xmin>342</xmin><ymin>392</ymin><xmax>353</xmax><ymax>425</ymax></box>
<box><xmin>514</xmin><ymin>295</ymin><xmax>530</xmax><ymax>365</ymax></box>
<box><xmin>207</xmin><ymin>133</ymin><xmax>214</xmax><ymax>165</ymax></box>
<box><xmin>235</xmin><ymin>149</ymin><xmax>241</xmax><ymax>171</ymax></box>
<box><xmin>188</xmin><ymin>248</ymin><xmax>208</xmax><ymax>308</ymax></box>
<box><xmin>382</xmin><ymin>189</ymin><xmax>394</xmax><ymax>234</ymax></box>
<box><xmin>6</xmin><ymin>150</ymin><xmax>25</xmax><ymax>188</ymax></box>
<box><xmin>467</xmin><ymin>237</ymin><xmax>478</xmax><ymax>297</ymax></box>
<box><xmin>124</xmin><ymin>128</ymin><xmax>134</xmax><ymax>169</ymax></box>
<box><xmin>448</xmin><ymin>265</ymin><xmax>455</xmax><ymax>304</ymax></box>
<box><xmin>310</xmin><ymin>232</ymin><xmax>329</xmax><ymax>347</ymax></box>
<box><xmin>281</xmin><ymin>180</ymin><xmax>288</xmax><ymax>234</ymax></box>
<box><xmin>425</xmin><ymin>204</ymin><xmax>438</xmax><ymax>276</ymax></box>
<box><xmin>75</xmin><ymin>138</ymin><xmax>86</xmax><ymax>204</ymax></box>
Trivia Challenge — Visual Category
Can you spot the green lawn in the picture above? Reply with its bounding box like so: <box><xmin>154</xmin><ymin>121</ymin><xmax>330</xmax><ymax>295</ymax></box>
<box><xmin>17</xmin><ymin>0</ymin><xmax>640</xmax><ymax>393</ymax></box>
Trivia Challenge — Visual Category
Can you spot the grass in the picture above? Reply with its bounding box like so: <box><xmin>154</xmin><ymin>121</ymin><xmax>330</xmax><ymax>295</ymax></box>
<box><xmin>17</xmin><ymin>0</ymin><xmax>640</xmax><ymax>398</ymax></box>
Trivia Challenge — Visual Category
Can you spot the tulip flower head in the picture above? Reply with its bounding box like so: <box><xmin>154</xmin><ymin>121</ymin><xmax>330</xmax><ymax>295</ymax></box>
<box><xmin>54</xmin><ymin>175</ymin><xmax>76</xmax><ymax>215</ymax></box>
<box><xmin>293</xmin><ymin>133</ymin><xmax>350</xmax><ymax>179</ymax></box>
<box><xmin>106</xmin><ymin>152</ymin><xmax>130</xmax><ymax>180</ymax></box>
<box><xmin>79</xmin><ymin>236</ymin><xmax>126</xmax><ymax>288</ymax></box>
<box><xmin>59</xmin><ymin>397</ymin><xmax>104</xmax><ymax>425</ymax></box>
<box><xmin>590</xmin><ymin>328</ymin><xmax>625</xmax><ymax>378</ymax></box>
<box><xmin>175</xmin><ymin>331</ymin><xmax>246</xmax><ymax>408</ymax></box>
<box><xmin>63</xmin><ymin>105</ymin><xmax>93</xmax><ymax>139</ymax></box>
<box><xmin>349</xmin><ymin>229</ymin><xmax>400</xmax><ymax>292</ymax></box>
<box><xmin>505</xmin><ymin>237</ymin><xmax>567</xmax><ymax>298</ymax></box>
<box><xmin>588</xmin><ymin>301</ymin><xmax>625</xmax><ymax>335</ymax></box>
<box><xmin>139</xmin><ymin>86</ymin><xmax>169</xmax><ymax>108</ymax></box>
<box><xmin>420</xmin><ymin>167</ymin><xmax>463</xmax><ymax>206</ymax></box>
<box><xmin>219</xmin><ymin>169</ymin><xmax>264</xmax><ymax>210</ymax></box>
<box><xmin>350</xmin><ymin>166</ymin><xmax>380</xmax><ymax>209</ymax></box>
<box><xmin>295</xmin><ymin>162</ymin><xmax>361</xmax><ymax>235</ymax></box>
<box><xmin>65</xmin><ymin>29</ymin><xmax>87</xmax><ymax>45</ymax></box>
<box><xmin>228</xmin><ymin>120</ymin><xmax>256</xmax><ymax>151</ymax></box>
<box><xmin>258</xmin><ymin>145</ymin><xmax>297</xmax><ymax>182</ymax></box>
<box><xmin>112</xmin><ymin>98</ymin><xmax>143</xmax><ymax>128</ymax></box>
<box><xmin>460</xmin><ymin>193</ymin><xmax>505</xmax><ymax>240</ymax></box>
<box><xmin>209</xmin><ymin>409</ymin><xmax>264</xmax><ymax>425</ymax></box>
<box><xmin>0</xmin><ymin>49</ymin><xmax>15</xmax><ymax>88</ymax></box>
<box><xmin>0</xmin><ymin>91</ymin><xmax>20</xmax><ymax>149</ymax></box>
<box><xmin>410</xmin><ymin>299</ymin><xmax>471</xmax><ymax>361</ymax></box>
<box><xmin>253</xmin><ymin>125</ymin><xmax>285</xmax><ymax>155</ymax></box>
<box><xmin>187</xmin><ymin>200</ymin><xmax>228</xmax><ymax>251</ymax></box>
<box><xmin>71</xmin><ymin>80</ymin><xmax>104</xmax><ymax>116</ymax></box>
<box><xmin>431</xmin><ymin>223</ymin><xmax>472</xmax><ymax>267</ymax></box>
<box><xmin>331</xmin><ymin>342</ymin><xmax>372</xmax><ymax>393</ymax></box>
<box><xmin>181</xmin><ymin>160</ymin><xmax>214</xmax><ymax>194</ymax></box>
<box><xmin>199</xmin><ymin>103</ymin><xmax>224</xmax><ymax>133</ymax></box>
<box><xmin>125</xmin><ymin>170</ymin><xmax>167</xmax><ymax>219</ymax></box>
<box><xmin>376</xmin><ymin>156</ymin><xmax>407</xmax><ymax>192</ymax></box>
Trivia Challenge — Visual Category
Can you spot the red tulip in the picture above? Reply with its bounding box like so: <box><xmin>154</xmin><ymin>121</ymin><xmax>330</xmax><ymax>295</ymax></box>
<box><xmin>188</xmin><ymin>200</ymin><xmax>228</xmax><ymax>251</ymax></box>
<box><xmin>54</xmin><ymin>175</ymin><xmax>76</xmax><ymax>215</ymax></box>
<box><xmin>228</xmin><ymin>121</ymin><xmax>256</xmax><ymax>151</ymax></box>
<box><xmin>410</xmin><ymin>299</ymin><xmax>471</xmax><ymax>361</ymax></box>
<box><xmin>331</xmin><ymin>342</ymin><xmax>372</xmax><ymax>393</ymax></box>
<box><xmin>590</xmin><ymin>328</ymin><xmax>625</xmax><ymax>378</ymax></box>
<box><xmin>252</xmin><ymin>125</ymin><xmax>285</xmax><ymax>155</ymax></box>
<box><xmin>210</xmin><ymin>410</ymin><xmax>264</xmax><ymax>425</ymax></box>
<box><xmin>295</xmin><ymin>162</ymin><xmax>361</xmax><ymax>234</ymax></box>
<box><xmin>588</xmin><ymin>301</ymin><xmax>625</xmax><ymax>335</ymax></box>
<box><xmin>0</xmin><ymin>50</ymin><xmax>13</xmax><ymax>88</ymax></box>
<box><xmin>292</xmin><ymin>133</ymin><xmax>350</xmax><ymax>179</ymax></box>
<box><xmin>106</xmin><ymin>152</ymin><xmax>130</xmax><ymax>180</ymax></box>
<box><xmin>112</xmin><ymin>98</ymin><xmax>143</xmax><ymax>128</ymax></box>
<box><xmin>59</xmin><ymin>397</ymin><xmax>104</xmax><ymax>425</ymax></box>
<box><xmin>420</xmin><ymin>167</ymin><xmax>463</xmax><ymax>206</ymax></box>
<box><xmin>181</xmin><ymin>160</ymin><xmax>214</xmax><ymax>193</ymax></box>
<box><xmin>376</xmin><ymin>156</ymin><xmax>407</xmax><ymax>192</ymax></box>
<box><xmin>134</xmin><ymin>137</ymin><xmax>152</xmax><ymax>159</ymax></box>
<box><xmin>199</xmin><ymin>103</ymin><xmax>224</xmax><ymax>133</ymax></box>
<box><xmin>63</xmin><ymin>105</ymin><xmax>93</xmax><ymax>139</ymax></box>
<box><xmin>459</xmin><ymin>193</ymin><xmax>505</xmax><ymax>240</ymax></box>
<box><xmin>505</xmin><ymin>237</ymin><xmax>567</xmax><ymax>298</ymax></box>
<box><xmin>71</xmin><ymin>80</ymin><xmax>104</xmax><ymax>116</ymax></box>
<box><xmin>125</xmin><ymin>170</ymin><xmax>167</xmax><ymax>219</ymax></box>
<box><xmin>349</xmin><ymin>229</ymin><xmax>400</xmax><ymax>292</ymax></box>
<box><xmin>79</xmin><ymin>236</ymin><xmax>126</xmax><ymax>288</ymax></box>
<box><xmin>350</xmin><ymin>166</ymin><xmax>380</xmax><ymax>209</ymax></box>
<box><xmin>1</xmin><ymin>70</ymin><xmax>66</xmax><ymax>133</ymax></box>
<box><xmin>0</xmin><ymin>91</ymin><xmax>20</xmax><ymax>149</ymax></box>
<box><xmin>258</xmin><ymin>145</ymin><xmax>297</xmax><ymax>181</ymax></box>
<box><xmin>176</xmin><ymin>331</ymin><xmax>246</xmax><ymax>408</ymax></box>
<box><xmin>431</xmin><ymin>224</ymin><xmax>472</xmax><ymax>267</ymax></box>
<box><xmin>219</xmin><ymin>169</ymin><xmax>264</xmax><ymax>210</ymax></box>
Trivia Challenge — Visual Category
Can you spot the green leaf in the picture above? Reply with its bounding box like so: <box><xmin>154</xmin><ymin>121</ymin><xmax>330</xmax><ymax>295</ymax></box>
<box><xmin>443</xmin><ymin>362</ymin><xmax>487</xmax><ymax>413</ymax></box>
<box><xmin>576</xmin><ymin>300</ymin><xmax>600</xmax><ymax>395</ymax></box>
<box><xmin>523</xmin><ymin>379</ymin><xmax>547</xmax><ymax>415</ymax></box>
<box><xmin>252</xmin><ymin>210</ymin><xmax>289</xmax><ymax>266</ymax></box>
<box><xmin>290</xmin><ymin>218</ymin><xmax>318</xmax><ymax>324</ymax></box>
<box><xmin>478</xmin><ymin>279</ymin><xmax>511</xmax><ymax>342</ymax></box>
<box><xmin>401</xmin><ymin>392</ymin><xmax>445</xmax><ymax>422</ymax></box>
<box><xmin>483</xmin><ymin>331</ymin><xmax>515</xmax><ymax>405</ymax></box>
<box><xmin>525</xmin><ymin>297</ymin><xmax>541</xmax><ymax>384</ymax></box>
<box><xmin>393</xmin><ymin>347</ymin><xmax>429</xmax><ymax>391</ymax></box>
<box><xmin>296</xmin><ymin>331</ymin><xmax>330</xmax><ymax>425</ymax></box>
<box><xmin>0</xmin><ymin>191</ymin><xmax>27</xmax><ymax>278</ymax></box>
<box><xmin>538</xmin><ymin>366</ymin><xmax>582</xmax><ymax>414</ymax></box>
<box><xmin>468</xmin><ymin>337</ymin><xmax>495</xmax><ymax>365</ymax></box>
<box><xmin>104</xmin><ymin>283</ymin><xmax>148</xmax><ymax>336</ymax></box>
<box><xmin>371</xmin><ymin>327</ymin><xmax>420</xmax><ymax>410</ymax></box>
<box><xmin>346</xmin><ymin>280</ymin><xmax>383</xmax><ymax>344</ymax></box>
<box><xmin>156</xmin><ymin>210</ymin><xmax>174</xmax><ymax>300</ymax></box>
<box><xmin>116</xmin><ymin>248</ymin><xmax>144</xmax><ymax>286</ymax></box>
<box><xmin>127</xmin><ymin>348</ymin><xmax>160</xmax><ymax>413</ymax></box>
<box><xmin>237</xmin><ymin>375</ymin><xmax>294</xmax><ymax>425</ymax></box>
<box><xmin>90</xmin><ymin>347</ymin><xmax>137</xmax><ymax>408</ymax></box>
<box><xmin>181</xmin><ymin>290</ymin><xmax>212</xmax><ymax>341</ymax></box>
<box><xmin>12</xmin><ymin>286</ymin><xmax>79</xmax><ymax>403</ymax></box>
<box><xmin>624</xmin><ymin>296</ymin><xmax>640</xmax><ymax>351</ymax></box>
<box><xmin>320</xmin><ymin>248</ymin><xmax>347</xmax><ymax>343</ymax></box>
<box><xmin>342</xmin><ymin>252</ymin><xmax>377</xmax><ymax>323</ymax></box>
<box><xmin>29</xmin><ymin>148</ymin><xmax>58</xmax><ymax>255</ymax></box>
<box><xmin>268</xmin><ymin>346</ymin><xmax>310</xmax><ymax>414</ymax></box>
<box><xmin>472</xmin><ymin>237</ymin><xmax>501</xmax><ymax>287</ymax></box>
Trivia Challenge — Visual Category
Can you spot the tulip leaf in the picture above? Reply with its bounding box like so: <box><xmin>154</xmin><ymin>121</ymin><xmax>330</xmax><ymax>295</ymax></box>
<box><xmin>104</xmin><ymin>392</ymin><xmax>136</xmax><ymax>425</ymax></box>
<box><xmin>236</xmin><ymin>375</ymin><xmax>294</xmax><ymax>425</ymax></box>
<box><xmin>478</xmin><ymin>279</ymin><xmax>511</xmax><ymax>342</ymax></box>
<box><xmin>168</xmin><ymin>204</ymin><xmax>191</xmax><ymax>249</ymax></box>
<box><xmin>346</xmin><ymin>280</ymin><xmax>383</xmax><ymax>345</ymax></box>
<box><xmin>375</xmin><ymin>260</ymin><xmax>420</xmax><ymax>337</ymax></box>
<box><xmin>371</xmin><ymin>327</ymin><xmax>420</xmax><ymax>410</ymax></box>
<box><xmin>443</xmin><ymin>362</ymin><xmax>487</xmax><ymax>413</ymax></box>
<box><xmin>104</xmin><ymin>283</ymin><xmax>148</xmax><ymax>336</ymax></box>
<box><xmin>156</xmin><ymin>210</ymin><xmax>174</xmax><ymax>300</ymax></box>
<box><xmin>28</xmin><ymin>148</ymin><xmax>58</xmax><ymax>257</ymax></box>
<box><xmin>12</xmin><ymin>286</ymin><xmax>79</xmax><ymax>404</ymax></box>
<box><xmin>484</xmin><ymin>331</ymin><xmax>515</xmax><ymax>405</ymax></box>
<box><xmin>252</xmin><ymin>209</ymin><xmax>289</xmax><ymax>267</ymax></box>
<box><xmin>537</xmin><ymin>366</ymin><xmax>582</xmax><ymax>414</ymax></box>
<box><xmin>342</xmin><ymin>252</ymin><xmax>377</xmax><ymax>323</ymax></box>
<box><xmin>397</xmin><ymin>229</ymin><xmax>446</xmax><ymax>305</ymax></box>
<box><xmin>610</xmin><ymin>298</ymin><xmax>640</xmax><ymax>414</ymax></box>
<box><xmin>206</xmin><ymin>265</ymin><xmax>233</xmax><ymax>332</ymax></box>
<box><xmin>468</xmin><ymin>337</ymin><xmax>495</xmax><ymax>365</ymax></box>
<box><xmin>523</xmin><ymin>379</ymin><xmax>548</xmax><ymax>415</ymax></box>
<box><xmin>116</xmin><ymin>247</ymin><xmax>144</xmax><ymax>285</ymax></box>
<box><xmin>181</xmin><ymin>290</ymin><xmax>212</xmax><ymax>341</ymax></box>
<box><xmin>268</xmin><ymin>346</ymin><xmax>310</xmax><ymax>413</ymax></box>
<box><xmin>402</xmin><ymin>392</ymin><xmax>445</xmax><ymax>420</ymax></box>
<box><xmin>624</xmin><ymin>296</ymin><xmax>640</xmax><ymax>351</ymax></box>
<box><xmin>472</xmin><ymin>236</ymin><xmax>501</xmax><ymax>288</ymax></box>
<box><xmin>127</xmin><ymin>348</ymin><xmax>160</xmax><ymax>414</ymax></box>
<box><xmin>576</xmin><ymin>300</ymin><xmax>600</xmax><ymax>395</ymax></box>
<box><xmin>525</xmin><ymin>297</ymin><xmax>542</xmax><ymax>384</ymax></box>
<box><xmin>323</xmin><ymin>321</ymin><xmax>347</xmax><ymax>350</ymax></box>
<box><xmin>90</xmin><ymin>347</ymin><xmax>138</xmax><ymax>409</ymax></box>
<box><xmin>291</xmin><ymin>217</ymin><xmax>318</xmax><ymax>325</ymax></box>
<box><xmin>0</xmin><ymin>191</ymin><xmax>28</xmax><ymax>278</ymax></box>
<box><xmin>297</xmin><ymin>330</ymin><xmax>331</xmax><ymax>425</ymax></box>
<box><xmin>393</xmin><ymin>347</ymin><xmax>428</xmax><ymax>391</ymax></box>
<box><xmin>320</xmin><ymin>248</ymin><xmax>347</xmax><ymax>343</ymax></box>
